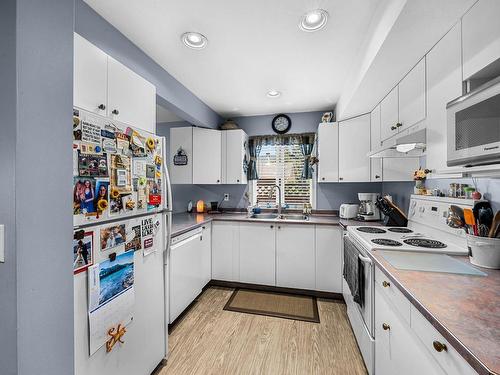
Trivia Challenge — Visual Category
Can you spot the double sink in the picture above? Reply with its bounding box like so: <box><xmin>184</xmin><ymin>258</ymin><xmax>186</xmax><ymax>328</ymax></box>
<box><xmin>249</xmin><ymin>213</ymin><xmax>309</xmax><ymax>221</ymax></box>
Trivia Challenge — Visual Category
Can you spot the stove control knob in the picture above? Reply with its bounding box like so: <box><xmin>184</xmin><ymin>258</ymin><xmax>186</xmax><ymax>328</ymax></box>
<box><xmin>410</xmin><ymin>209</ymin><xmax>416</xmax><ymax>217</ymax></box>
<box><xmin>419</xmin><ymin>206</ymin><xmax>425</xmax><ymax>213</ymax></box>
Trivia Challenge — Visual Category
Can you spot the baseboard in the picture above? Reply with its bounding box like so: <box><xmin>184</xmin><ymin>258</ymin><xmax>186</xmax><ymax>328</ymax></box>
<box><xmin>209</xmin><ymin>280</ymin><xmax>344</xmax><ymax>301</ymax></box>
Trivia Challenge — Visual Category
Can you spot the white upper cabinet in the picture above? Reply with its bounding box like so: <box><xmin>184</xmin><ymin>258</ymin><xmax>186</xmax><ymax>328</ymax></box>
<box><xmin>193</xmin><ymin>127</ymin><xmax>222</xmax><ymax>184</ymax></box>
<box><xmin>370</xmin><ymin>105</ymin><xmax>383</xmax><ymax>182</ymax></box>
<box><xmin>462</xmin><ymin>0</ymin><xmax>500</xmax><ymax>80</ymax></box>
<box><xmin>338</xmin><ymin>114</ymin><xmax>371</xmax><ymax>182</ymax></box>
<box><xmin>276</xmin><ymin>224</ymin><xmax>315</xmax><ymax>290</ymax></box>
<box><xmin>318</xmin><ymin>123</ymin><xmax>339</xmax><ymax>183</ymax></box>
<box><xmin>73</xmin><ymin>34</ymin><xmax>108</xmax><ymax>115</ymax></box>
<box><xmin>222</xmin><ymin>129</ymin><xmax>248</xmax><ymax>184</ymax></box>
<box><xmin>426</xmin><ymin>22</ymin><xmax>462</xmax><ymax>175</ymax></box>
<box><xmin>380</xmin><ymin>86</ymin><xmax>399</xmax><ymax>141</ymax></box>
<box><xmin>73</xmin><ymin>33</ymin><xmax>156</xmax><ymax>133</ymax></box>
<box><xmin>239</xmin><ymin>223</ymin><xmax>276</xmax><ymax>286</ymax></box>
<box><xmin>107</xmin><ymin>57</ymin><xmax>156</xmax><ymax>133</ymax></box>
<box><xmin>398</xmin><ymin>58</ymin><xmax>426</xmax><ymax>132</ymax></box>
<box><xmin>170</xmin><ymin>127</ymin><xmax>193</xmax><ymax>184</ymax></box>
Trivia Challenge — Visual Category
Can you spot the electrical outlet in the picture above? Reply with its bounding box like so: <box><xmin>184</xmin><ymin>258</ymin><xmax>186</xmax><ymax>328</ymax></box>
<box><xmin>224</xmin><ymin>193</ymin><xmax>230</xmax><ymax>201</ymax></box>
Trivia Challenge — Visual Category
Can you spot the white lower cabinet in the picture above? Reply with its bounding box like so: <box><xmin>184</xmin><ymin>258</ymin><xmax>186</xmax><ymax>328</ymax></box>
<box><xmin>239</xmin><ymin>223</ymin><xmax>276</xmax><ymax>286</ymax></box>
<box><xmin>276</xmin><ymin>224</ymin><xmax>316</xmax><ymax>290</ymax></box>
<box><xmin>211</xmin><ymin>221</ymin><xmax>342</xmax><ymax>292</ymax></box>
<box><xmin>200</xmin><ymin>223</ymin><xmax>212</xmax><ymax>286</ymax></box>
<box><xmin>212</xmin><ymin>221</ymin><xmax>240</xmax><ymax>281</ymax></box>
<box><xmin>315</xmin><ymin>226</ymin><xmax>342</xmax><ymax>293</ymax></box>
<box><xmin>375</xmin><ymin>282</ymin><xmax>444</xmax><ymax>375</ymax></box>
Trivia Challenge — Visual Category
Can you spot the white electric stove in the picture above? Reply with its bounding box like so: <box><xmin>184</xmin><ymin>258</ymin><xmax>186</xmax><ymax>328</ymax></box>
<box><xmin>342</xmin><ymin>195</ymin><xmax>475</xmax><ymax>375</ymax></box>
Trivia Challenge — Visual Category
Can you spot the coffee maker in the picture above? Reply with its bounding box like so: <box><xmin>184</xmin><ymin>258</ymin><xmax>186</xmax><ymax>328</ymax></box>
<box><xmin>357</xmin><ymin>193</ymin><xmax>381</xmax><ymax>221</ymax></box>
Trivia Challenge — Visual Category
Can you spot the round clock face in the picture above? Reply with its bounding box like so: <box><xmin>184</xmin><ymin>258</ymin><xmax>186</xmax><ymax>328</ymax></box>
<box><xmin>272</xmin><ymin>114</ymin><xmax>291</xmax><ymax>134</ymax></box>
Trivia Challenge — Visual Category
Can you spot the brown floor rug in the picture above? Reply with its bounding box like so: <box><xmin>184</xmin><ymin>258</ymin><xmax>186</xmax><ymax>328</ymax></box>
<box><xmin>223</xmin><ymin>288</ymin><xmax>320</xmax><ymax>323</ymax></box>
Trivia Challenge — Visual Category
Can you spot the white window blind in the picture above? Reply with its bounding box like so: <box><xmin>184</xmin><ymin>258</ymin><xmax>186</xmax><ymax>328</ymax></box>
<box><xmin>253</xmin><ymin>143</ymin><xmax>312</xmax><ymax>208</ymax></box>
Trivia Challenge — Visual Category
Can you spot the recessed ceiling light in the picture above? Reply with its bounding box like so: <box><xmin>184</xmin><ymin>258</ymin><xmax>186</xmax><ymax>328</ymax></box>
<box><xmin>299</xmin><ymin>9</ymin><xmax>328</xmax><ymax>32</ymax></box>
<box><xmin>267</xmin><ymin>89</ymin><xmax>281</xmax><ymax>98</ymax></box>
<box><xmin>181</xmin><ymin>32</ymin><xmax>208</xmax><ymax>49</ymax></box>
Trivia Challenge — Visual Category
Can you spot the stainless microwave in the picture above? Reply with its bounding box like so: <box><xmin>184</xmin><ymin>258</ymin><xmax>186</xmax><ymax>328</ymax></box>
<box><xmin>447</xmin><ymin>76</ymin><xmax>500</xmax><ymax>167</ymax></box>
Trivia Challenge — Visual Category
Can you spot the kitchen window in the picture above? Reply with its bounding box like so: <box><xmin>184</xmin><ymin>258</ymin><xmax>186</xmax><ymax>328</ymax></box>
<box><xmin>250</xmin><ymin>143</ymin><xmax>314</xmax><ymax>209</ymax></box>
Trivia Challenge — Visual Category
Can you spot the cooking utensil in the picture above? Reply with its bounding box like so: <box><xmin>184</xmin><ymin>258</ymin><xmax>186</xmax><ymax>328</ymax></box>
<box><xmin>479</xmin><ymin>224</ymin><xmax>490</xmax><ymax>237</ymax></box>
<box><xmin>473</xmin><ymin>201</ymin><xmax>492</xmax><ymax>227</ymax></box>
<box><xmin>450</xmin><ymin>205</ymin><xmax>465</xmax><ymax>224</ymax></box>
<box><xmin>489</xmin><ymin>211</ymin><xmax>500</xmax><ymax>238</ymax></box>
<box><xmin>464</xmin><ymin>208</ymin><xmax>477</xmax><ymax>236</ymax></box>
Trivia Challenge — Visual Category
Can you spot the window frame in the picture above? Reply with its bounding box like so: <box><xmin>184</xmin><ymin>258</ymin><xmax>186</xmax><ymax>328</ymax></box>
<box><xmin>249</xmin><ymin>142</ymin><xmax>316</xmax><ymax>209</ymax></box>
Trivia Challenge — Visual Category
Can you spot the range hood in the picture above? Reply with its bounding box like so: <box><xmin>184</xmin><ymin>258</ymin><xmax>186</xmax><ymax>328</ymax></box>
<box><xmin>368</xmin><ymin>128</ymin><xmax>426</xmax><ymax>158</ymax></box>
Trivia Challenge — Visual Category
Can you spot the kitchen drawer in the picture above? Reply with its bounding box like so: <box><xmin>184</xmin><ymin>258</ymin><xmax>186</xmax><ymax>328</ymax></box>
<box><xmin>375</xmin><ymin>267</ymin><xmax>411</xmax><ymax>325</ymax></box>
<box><xmin>410</xmin><ymin>305</ymin><xmax>477</xmax><ymax>375</ymax></box>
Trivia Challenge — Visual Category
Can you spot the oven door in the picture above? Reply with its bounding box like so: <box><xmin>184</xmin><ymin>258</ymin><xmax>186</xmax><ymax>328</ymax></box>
<box><xmin>343</xmin><ymin>232</ymin><xmax>375</xmax><ymax>374</ymax></box>
<box><xmin>343</xmin><ymin>232</ymin><xmax>374</xmax><ymax>336</ymax></box>
<box><xmin>447</xmin><ymin>77</ymin><xmax>500</xmax><ymax>167</ymax></box>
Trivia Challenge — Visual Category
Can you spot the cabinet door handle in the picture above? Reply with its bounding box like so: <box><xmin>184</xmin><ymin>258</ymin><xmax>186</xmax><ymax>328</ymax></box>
<box><xmin>277</xmin><ymin>226</ymin><xmax>281</xmax><ymax>229</ymax></box>
<box><xmin>270</xmin><ymin>225</ymin><xmax>274</xmax><ymax>229</ymax></box>
<box><xmin>237</xmin><ymin>179</ymin><xmax>240</xmax><ymax>182</ymax></box>
<box><xmin>396</xmin><ymin>122</ymin><xmax>402</xmax><ymax>128</ymax></box>
<box><xmin>322</xmin><ymin>177</ymin><xmax>325</xmax><ymax>181</ymax></box>
<box><xmin>217</xmin><ymin>179</ymin><xmax>220</xmax><ymax>183</ymax></box>
<box><xmin>382</xmin><ymin>281</ymin><xmax>390</xmax><ymax>288</ymax></box>
<box><xmin>433</xmin><ymin>341</ymin><xmax>447</xmax><ymax>352</ymax></box>
<box><xmin>98</xmin><ymin>104</ymin><xmax>106</xmax><ymax>110</ymax></box>
<box><xmin>375</xmin><ymin>175</ymin><xmax>380</xmax><ymax>179</ymax></box>
<box><xmin>382</xmin><ymin>323</ymin><xmax>390</xmax><ymax>331</ymax></box>
<box><xmin>112</xmin><ymin>109</ymin><xmax>119</xmax><ymax>115</ymax></box>
<box><xmin>339</xmin><ymin>177</ymin><xmax>343</xmax><ymax>181</ymax></box>
<box><xmin>391</xmin><ymin>125</ymin><xmax>397</xmax><ymax>131</ymax></box>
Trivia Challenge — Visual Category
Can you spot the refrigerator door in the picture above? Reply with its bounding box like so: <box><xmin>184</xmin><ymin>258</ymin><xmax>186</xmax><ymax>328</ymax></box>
<box><xmin>74</xmin><ymin>213</ymin><xmax>166</xmax><ymax>375</ymax></box>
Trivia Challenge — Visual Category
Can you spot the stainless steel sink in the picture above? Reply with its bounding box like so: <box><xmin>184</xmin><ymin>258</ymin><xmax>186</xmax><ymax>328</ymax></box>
<box><xmin>249</xmin><ymin>213</ymin><xmax>279</xmax><ymax>220</ymax></box>
<box><xmin>281</xmin><ymin>214</ymin><xmax>309</xmax><ymax>221</ymax></box>
<box><xmin>248</xmin><ymin>213</ymin><xmax>309</xmax><ymax>221</ymax></box>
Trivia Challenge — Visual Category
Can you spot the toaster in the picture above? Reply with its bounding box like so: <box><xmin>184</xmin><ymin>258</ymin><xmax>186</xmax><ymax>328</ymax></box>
<box><xmin>340</xmin><ymin>204</ymin><xmax>359</xmax><ymax>219</ymax></box>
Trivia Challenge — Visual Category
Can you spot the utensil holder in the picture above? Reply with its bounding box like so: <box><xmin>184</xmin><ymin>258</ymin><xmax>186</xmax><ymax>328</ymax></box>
<box><xmin>466</xmin><ymin>234</ymin><xmax>500</xmax><ymax>269</ymax></box>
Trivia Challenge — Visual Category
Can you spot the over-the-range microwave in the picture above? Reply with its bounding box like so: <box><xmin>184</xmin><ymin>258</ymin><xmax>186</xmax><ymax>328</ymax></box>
<box><xmin>447</xmin><ymin>76</ymin><xmax>500</xmax><ymax>167</ymax></box>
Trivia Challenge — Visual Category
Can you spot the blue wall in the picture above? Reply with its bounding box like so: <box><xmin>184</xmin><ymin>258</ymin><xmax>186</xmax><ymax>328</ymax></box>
<box><xmin>0</xmin><ymin>1</ymin><xmax>75</xmax><ymax>374</ymax></box>
<box><xmin>75</xmin><ymin>0</ymin><xmax>222</xmax><ymax>129</ymax></box>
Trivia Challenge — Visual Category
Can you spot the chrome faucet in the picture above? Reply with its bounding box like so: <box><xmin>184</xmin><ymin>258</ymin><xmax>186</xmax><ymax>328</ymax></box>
<box><xmin>273</xmin><ymin>184</ymin><xmax>282</xmax><ymax>218</ymax></box>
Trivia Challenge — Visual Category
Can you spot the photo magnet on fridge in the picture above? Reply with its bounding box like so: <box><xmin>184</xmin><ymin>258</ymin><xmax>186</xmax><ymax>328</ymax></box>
<box><xmin>73</xmin><ymin>230</ymin><xmax>94</xmax><ymax>274</ymax></box>
<box><xmin>125</xmin><ymin>225</ymin><xmax>142</xmax><ymax>252</ymax></box>
<box><xmin>100</xmin><ymin>224</ymin><xmax>126</xmax><ymax>251</ymax></box>
<box><xmin>73</xmin><ymin>178</ymin><xmax>97</xmax><ymax>216</ymax></box>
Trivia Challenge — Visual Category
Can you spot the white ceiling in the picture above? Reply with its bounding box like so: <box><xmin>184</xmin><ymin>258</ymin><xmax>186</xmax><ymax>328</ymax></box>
<box><xmin>84</xmin><ymin>0</ymin><xmax>383</xmax><ymax>117</ymax></box>
<box><xmin>156</xmin><ymin>105</ymin><xmax>184</xmax><ymax>123</ymax></box>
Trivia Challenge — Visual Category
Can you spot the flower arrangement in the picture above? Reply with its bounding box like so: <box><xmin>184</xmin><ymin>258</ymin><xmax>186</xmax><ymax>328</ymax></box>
<box><xmin>413</xmin><ymin>168</ymin><xmax>431</xmax><ymax>195</ymax></box>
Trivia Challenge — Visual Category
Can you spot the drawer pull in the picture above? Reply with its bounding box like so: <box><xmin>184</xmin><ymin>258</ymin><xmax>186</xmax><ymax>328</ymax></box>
<box><xmin>433</xmin><ymin>341</ymin><xmax>447</xmax><ymax>352</ymax></box>
<box><xmin>382</xmin><ymin>281</ymin><xmax>390</xmax><ymax>288</ymax></box>
<box><xmin>382</xmin><ymin>323</ymin><xmax>390</xmax><ymax>331</ymax></box>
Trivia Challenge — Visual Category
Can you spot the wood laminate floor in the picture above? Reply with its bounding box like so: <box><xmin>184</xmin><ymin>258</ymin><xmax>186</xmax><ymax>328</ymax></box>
<box><xmin>157</xmin><ymin>287</ymin><xmax>367</xmax><ymax>375</ymax></box>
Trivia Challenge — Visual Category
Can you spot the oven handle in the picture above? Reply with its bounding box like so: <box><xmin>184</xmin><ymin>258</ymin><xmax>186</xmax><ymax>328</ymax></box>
<box><xmin>358</xmin><ymin>254</ymin><xmax>372</xmax><ymax>265</ymax></box>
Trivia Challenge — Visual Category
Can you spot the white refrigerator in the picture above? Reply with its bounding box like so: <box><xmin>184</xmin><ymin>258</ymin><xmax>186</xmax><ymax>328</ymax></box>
<box><xmin>72</xmin><ymin>108</ymin><xmax>172</xmax><ymax>375</ymax></box>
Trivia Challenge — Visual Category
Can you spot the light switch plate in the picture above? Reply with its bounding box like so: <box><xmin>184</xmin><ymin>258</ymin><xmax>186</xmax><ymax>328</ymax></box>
<box><xmin>0</xmin><ymin>225</ymin><xmax>4</xmax><ymax>263</ymax></box>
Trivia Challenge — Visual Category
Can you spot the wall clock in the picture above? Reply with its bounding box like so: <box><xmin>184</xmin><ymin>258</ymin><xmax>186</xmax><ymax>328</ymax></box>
<box><xmin>272</xmin><ymin>114</ymin><xmax>292</xmax><ymax>134</ymax></box>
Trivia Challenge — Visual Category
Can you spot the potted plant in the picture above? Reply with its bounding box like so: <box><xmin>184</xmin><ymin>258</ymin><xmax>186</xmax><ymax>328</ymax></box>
<box><xmin>413</xmin><ymin>168</ymin><xmax>431</xmax><ymax>195</ymax></box>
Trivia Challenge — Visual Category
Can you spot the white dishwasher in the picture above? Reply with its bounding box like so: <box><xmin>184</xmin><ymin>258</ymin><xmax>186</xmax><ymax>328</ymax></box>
<box><xmin>168</xmin><ymin>227</ymin><xmax>203</xmax><ymax>323</ymax></box>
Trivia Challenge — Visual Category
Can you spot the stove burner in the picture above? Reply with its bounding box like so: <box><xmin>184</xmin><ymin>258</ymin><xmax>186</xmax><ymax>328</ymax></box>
<box><xmin>357</xmin><ymin>227</ymin><xmax>386</xmax><ymax>234</ymax></box>
<box><xmin>388</xmin><ymin>227</ymin><xmax>413</xmax><ymax>233</ymax></box>
<box><xmin>371</xmin><ymin>238</ymin><xmax>403</xmax><ymax>247</ymax></box>
<box><xmin>403</xmin><ymin>239</ymin><xmax>447</xmax><ymax>249</ymax></box>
